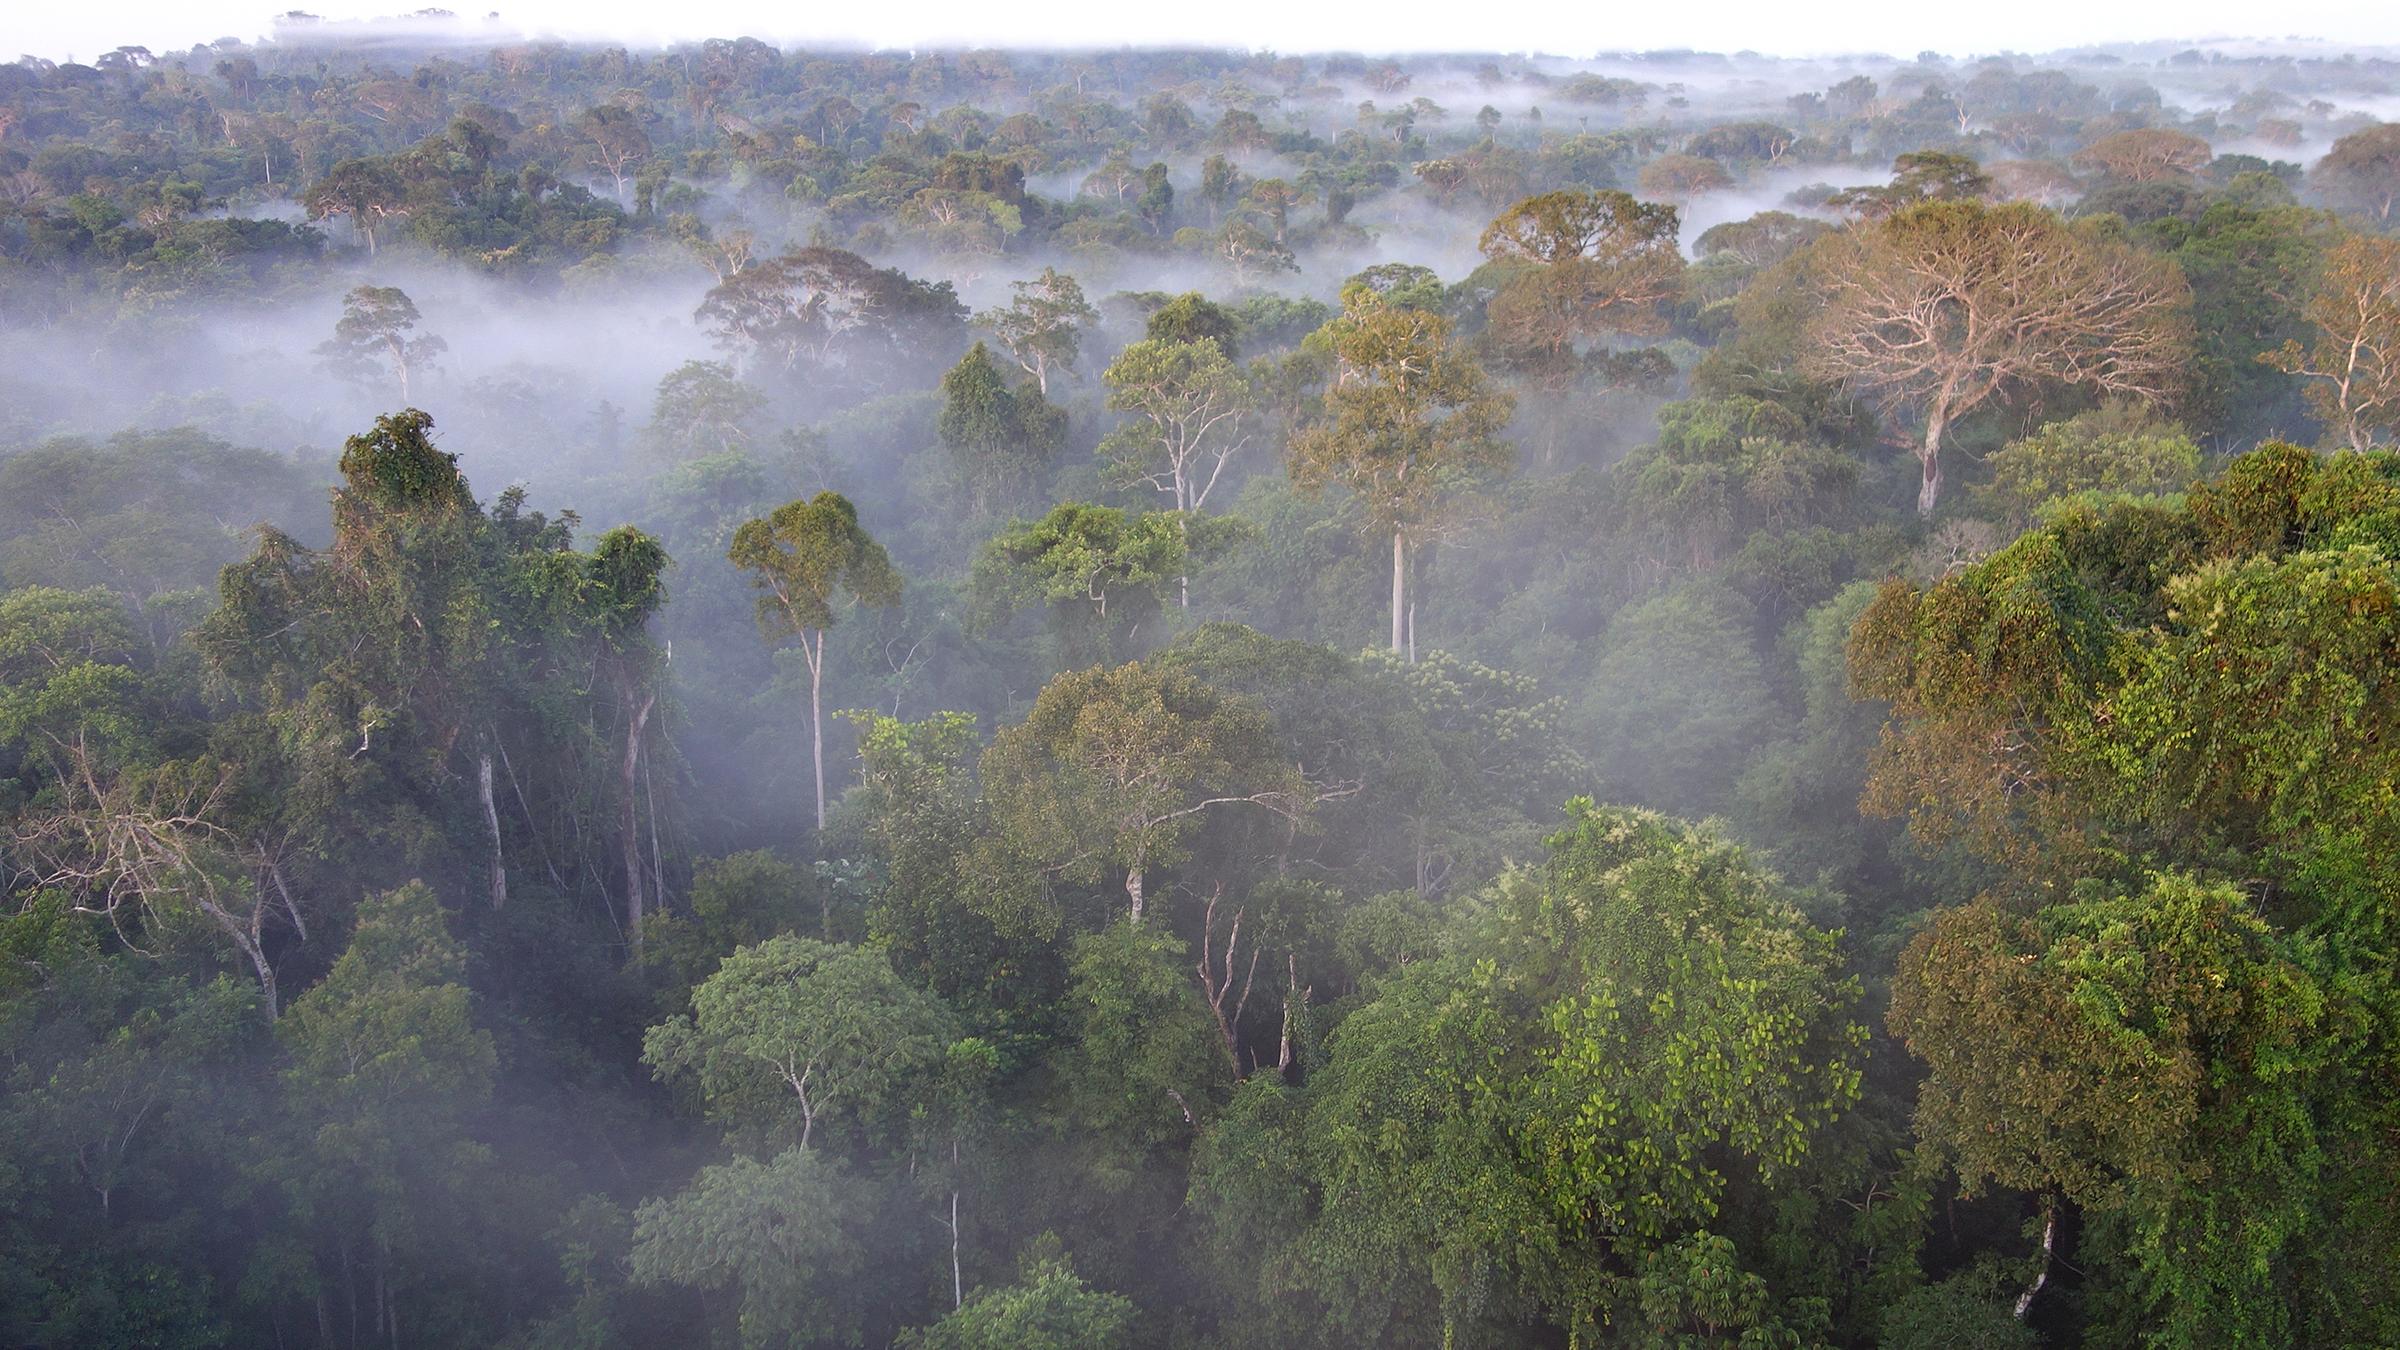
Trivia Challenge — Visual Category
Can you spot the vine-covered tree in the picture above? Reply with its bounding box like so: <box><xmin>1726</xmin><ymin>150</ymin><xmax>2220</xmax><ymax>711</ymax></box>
<box><xmin>938</xmin><ymin>341</ymin><xmax>1065</xmax><ymax>514</ymax></box>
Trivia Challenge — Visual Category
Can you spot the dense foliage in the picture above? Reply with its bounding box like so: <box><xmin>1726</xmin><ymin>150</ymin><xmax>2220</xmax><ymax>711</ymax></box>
<box><xmin>4</xmin><ymin>26</ymin><xmax>2400</xmax><ymax>1350</ymax></box>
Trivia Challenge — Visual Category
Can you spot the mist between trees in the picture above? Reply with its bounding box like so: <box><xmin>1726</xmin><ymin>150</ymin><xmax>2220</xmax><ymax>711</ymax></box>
<box><xmin>2</xmin><ymin>25</ymin><xmax>2399</xmax><ymax>1350</ymax></box>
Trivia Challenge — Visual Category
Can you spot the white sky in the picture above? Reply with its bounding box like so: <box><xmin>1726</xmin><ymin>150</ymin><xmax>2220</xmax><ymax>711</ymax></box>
<box><xmin>14</xmin><ymin>0</ymin><xmax>2400</xmax><ymax>64</ymax></box>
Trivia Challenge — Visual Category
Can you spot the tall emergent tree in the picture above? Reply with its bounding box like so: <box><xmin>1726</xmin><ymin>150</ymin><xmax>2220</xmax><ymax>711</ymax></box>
<box><xmin>1101</xmin><ymin>336</ymin><xmax>1258</xmax><ymax>606</ymax></box>
<box><xmin>1287</xmin><ymin>287</ymin><xmax>1515</xmax><ymax>655</ymax></box>
<box><xmin>319</xmin><ymin>285</ymin><xmax>445</xmax><ymax>404</ymax></box>
<box><xmin>1475</xmin><ymin>189</ymin><xmax>1685</xmax><ymax>393</ymax></box>
<box><xmin>728</xmin><ymin>492</ymin><xmax>902</xmax><ymax>831</ymax></box>
<box><xmin>982</xmin><ymin>267</ymin><xmax>1097</xmax><ymax>395</ymax></box>
<box><xmin>2266</xmin><ymin>233</ymin><xmax>2400</xmax><ymax>450</ymax></box>
<box><xmin>1805</xmin><ymin>200</ymin><xmax>2192</xmax><ymax>514</ymax></box>
<box><xmin>585</xmin><ymin>526</ymin><xmax>670</xmax><ymax>944</ymax></box>
<box><xmin>696</xmin><ymin>245</ymin><xmax>966</xmax><ymax>382</ymax></box>
<box><xmin>303</xmin><ymin>155</ymin><xmax>410</xmax><ymax>254</ymax></box>
<box><xmin>577</xmin><ymin>103</ymin><xmax>651</xmax><ymax>206</ymax></box>
<box><xmin>1101</xmin><ymin>337</ymin><xmax>1257</xmax><ymax>518</ymax></box>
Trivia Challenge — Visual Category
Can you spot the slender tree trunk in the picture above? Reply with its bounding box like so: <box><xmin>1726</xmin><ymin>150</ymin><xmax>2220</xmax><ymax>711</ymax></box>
<box><xmin>645</xmin><ymin>752</ymin><xmax>666</xmax><ymax>911</ymax></box>
<box><xmin>1176</xmin><ymin>478</ymin><xmax>1192</xmax><ymax>608</ymax></box>
<box><xmin>236</xmin><ymin>932</ymin><xmax>279</xmax><ymax>1020</ymax></box>
<box><xmin>2014</xmin><ymin>1196</ymin><xmax>2057</xmax><ymax>1320</ymax></box>
<box><xmin>1125</xmin><ymin>865</ymin><xmax>1145</xmax><ymax>925</ymax></box>
<box><xmin>621</xmin><ymin>689</ymin><xmax>657</xmax><ymax>950</ymax></box>
<box><xmin>807</xmin><ymin>630</ymin><xmax>827</xmax><ymax>832</ymax></box>
<box><xmin>1390</xmin><ymin>528</ymin><xmax>1406</xmax><ymax>655</ymax></box>
<box><xmin>1918</xmin><ymin>400</ymin><xmax>1950</xmax><ymax>516</ymax></box>
<box><xmin>949</xmin><ymin>1181</ymin><xmax>963</xmax><ymax>1310</ymax></box>
<box><xmin>342</xmin><ymin>1234</ymin><xmax>358</xmax><ymax>1350</ymax></box>
<box><xmin>1277</xmin><ymin>953</ymin><xmax>1307</xmax><ymax>1074</ymax></box>
<box><xmin>497</xmin><ymin>741</ymin><xmax>565</xmax><ymax>891</ymax></box>
<box><xmin>478</xmin><ymin>750</ymin><xmax>506</xmax><ymax>908</ymax></box>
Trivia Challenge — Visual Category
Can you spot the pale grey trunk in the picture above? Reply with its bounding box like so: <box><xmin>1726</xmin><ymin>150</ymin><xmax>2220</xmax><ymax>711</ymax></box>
<box><xmin>808</xmin><ymin>629</ymin><xmax>827</xmax><ymax>832</ymax></box>
<box><xmin>478</xmin><ymin>751</ymin><xmax>506</xmax><ymax>908</ymax></box>
<box><xmin>948</xmin><ymin>1178</ymin><xmax>963</xmax><ymax>1310</ymax></box>
<box><xmin>237</xmin><ymin>931</ymin><xmax>278</xmax><ymax>1021</ymax></box>
<box><xmin>1175</xmin><ymin>481</ymin><xmax>1192</xmax><ymax>608</ymax></box>
<box><xmin>1278</xmin><ymin>954</ymin><xmax>1305</xmax><ymax>1073</ymax></box>
<box><xmin>1126</xmin><ymin>865</ymin><xmax>1145</xmax><ymax>925</ymax></box>
<box><xmin>1390</xmin><ymin>528</ymin><xmax>1406</xmax><ymax>655</ymax></box>
<box><xmin>2014</xmin><ymin>1198</ymin><xmax>2057</xmax><ymax>1320</ymax></box>
<box><xmin>621</xmin><ymin>690</ymin><xmax>656</xmax><ymax>949</ymax></box>
<box><xmin>1918</xmin><ymin>401</ymin><xmax>1949</xmax><ymax>516</ymax></box>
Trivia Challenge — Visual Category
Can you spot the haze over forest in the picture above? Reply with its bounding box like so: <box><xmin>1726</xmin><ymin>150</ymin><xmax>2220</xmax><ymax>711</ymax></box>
<box><xmin>2</xmin><ymin>16</ymin><xmax>2399</xmax><ymax>1349</ymax></box>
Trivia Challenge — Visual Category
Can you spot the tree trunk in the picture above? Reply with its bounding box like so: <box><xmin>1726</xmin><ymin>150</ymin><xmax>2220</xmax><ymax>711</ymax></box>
<box><xmin>478</xmin><ymin>750</ymin><xmax>506</xmax><ymax>908</ymax></box>
<box><xmin>2014</xmin><ymin>1196</ymin><xmax>2057</xmax><ymax>1320</ymax></box>
<box><xmin>1918</xmin><ymin>401</ymin><xmax>1949</xmax><ymax>515</ymax></box>
<box><xmin>949</xmin><ymin>1187</ymin><xmax>963</xmax><ymax>1310</ymax></box>
<box><xmin>807</xmin><ymin>630</ymin><xmax>827</xmax><ymax>833</ymax></box>
<box><xmin>1125</xmin><ymin>865</ymin><xmax>1145</xmax><ymax>925</ymax></box>
<box><xmin>621</xmin><ymin>689</ymin><xmax>656</xmax><ymax>949</ymax></box>
<box><xmin>1390</xmin><ymin>528</ymin><xmax>1406</xmax><ymax>655</ymax></box>
<box><xmin>238</xmin><ymin>934</ymin><xmax>279</xmax><ymax>1021</ymax></box>
<box><xmin>342</xmin><ymin>1234</ymin><xmax>359</xmax><ymax>1350</ymax></box>
<box><xmin>1278</xmin><ymin>953</ymin><xmax>1306</xmax><ymax>1074</ymax></box>
<box><xmin>497</xmin><ymin>740</ymin><xmax>566</xmax><ymax>891</ymax></box>
<box><xmin>1196</xmin><ymin>889</ymin><xmax>1258</xmax><ymax>1071</ymax></box>
<box><xmin>1176</xmin><ymin>500</ymin><xmax>1191</xmax><ymax>609</ymax></box>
